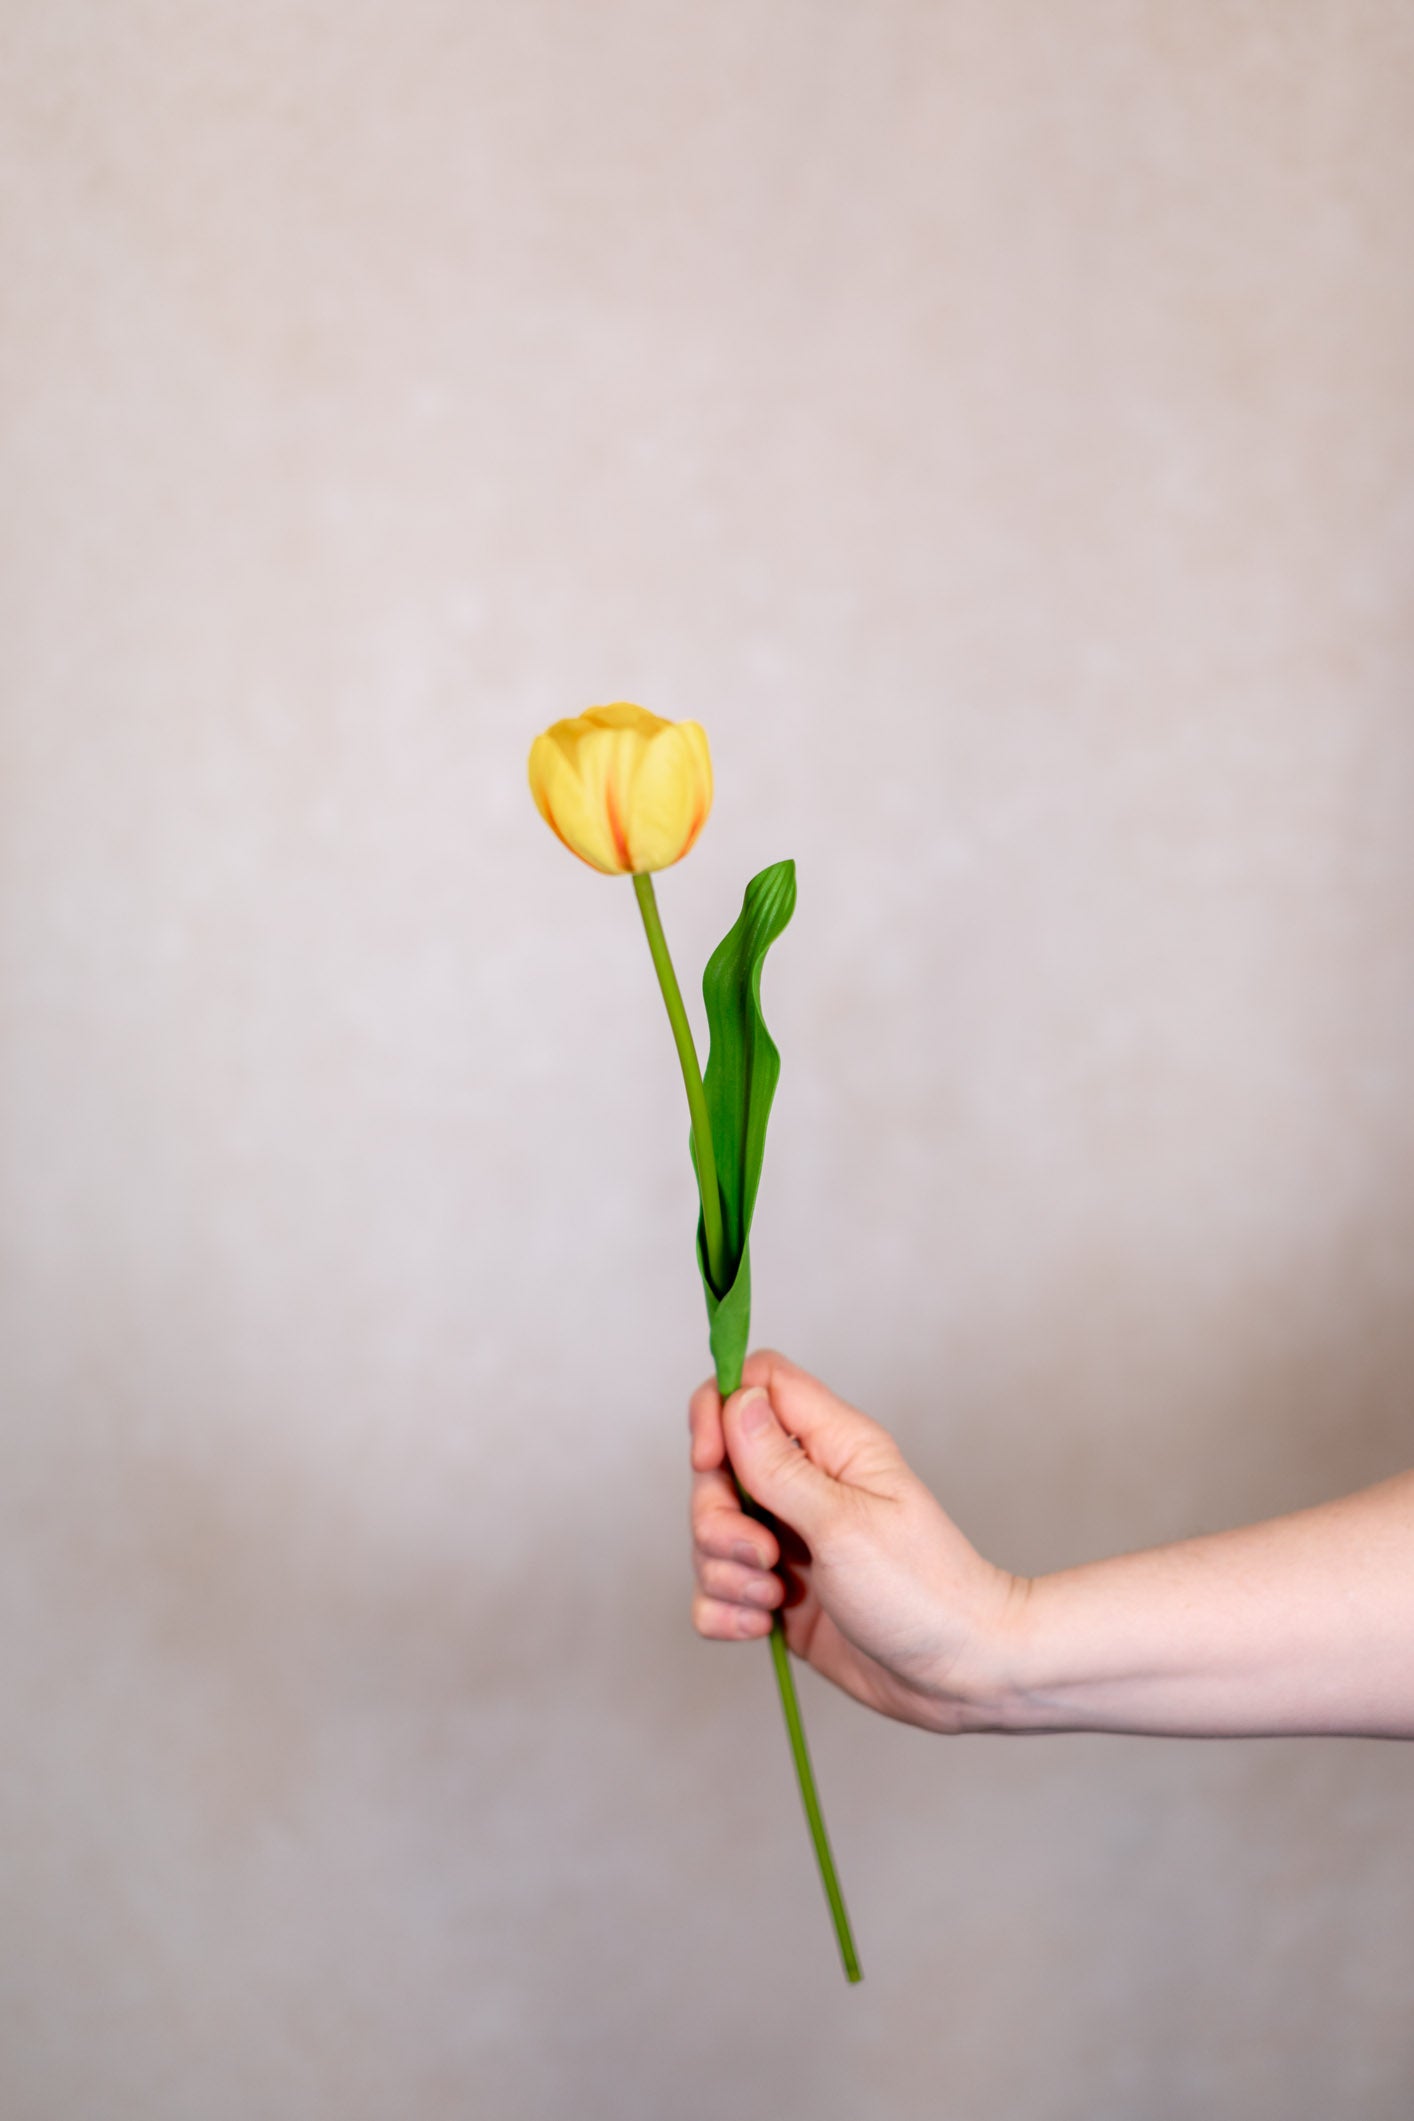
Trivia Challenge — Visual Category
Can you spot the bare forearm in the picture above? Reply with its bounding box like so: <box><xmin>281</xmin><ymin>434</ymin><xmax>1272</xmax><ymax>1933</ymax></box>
<box><xmin>991</xmin><ymin>1472</ymin><xmax>1414</xmax><ymax>1739</ymax></box>
<box><xmin>691</xmin><ymin>1357</ymin><xmax>1414</xmax><ymax>1745</ymax></box>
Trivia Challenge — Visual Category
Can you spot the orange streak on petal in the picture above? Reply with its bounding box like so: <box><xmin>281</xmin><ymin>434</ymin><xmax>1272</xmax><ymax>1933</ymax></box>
<box><xmin>603</xmin><ymin>775</ymin><xmax>633</xmax><ymax>871</ymax></box>
<box><xmin>675</xmin><ymin>777</ymin><xmax>711</xmax><ymax>861</ymax></box>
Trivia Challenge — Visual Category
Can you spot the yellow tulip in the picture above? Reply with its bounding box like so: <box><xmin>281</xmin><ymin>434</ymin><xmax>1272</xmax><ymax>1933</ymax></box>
<box><xmin>525</xmin><ymin>702</ymin><xmax>858</xmax><ymax>1982</ymax></box>
<box><xmin>527</xmin><ymin>703</ymin><xmax>713</xmax><ymax>875</ymax></box>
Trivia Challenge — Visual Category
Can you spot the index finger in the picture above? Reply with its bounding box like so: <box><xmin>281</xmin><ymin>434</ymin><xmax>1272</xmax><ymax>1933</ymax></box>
<box><xmin>691</xmin><ymin>1461</ymin><xmax>780</xmax><ymax>1571</ymax></box>
<box><xmin>689</xmin><ymin>1375</ymin><xmax>725</xmax><ymax>1472</ymax></box>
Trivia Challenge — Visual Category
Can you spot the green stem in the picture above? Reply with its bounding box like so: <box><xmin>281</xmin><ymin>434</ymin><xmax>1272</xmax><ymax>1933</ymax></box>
<box><xmin>632</xmin><ymin>872</ymin><xmax>728</xmax><ymax>1292</ymax></box>
<box><xmin>632</xmin><ymin>867</ymin><xmax>861</xmax><ymax>1985</ymax></box>
<box><xmin>727</xmin><ymin>1459</ymin><xmax>861</xmax><ymax>1982</ymax></box>
<box><xmin>768</xmin><ymin>1613</ymin><xmax>863</xmax><ymax>1982</ymax></box>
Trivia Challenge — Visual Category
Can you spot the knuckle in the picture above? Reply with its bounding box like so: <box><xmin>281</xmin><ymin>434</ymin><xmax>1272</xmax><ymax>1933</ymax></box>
<box><xmin>689</xmin><ymin>1484</ymin><xmax>718</xmax><ymax>1532</ymax></box>
<box><xmin>699</xmin><ymin>1556</ymin><xmax>740</xmax><ymax>1601</ymax></box>
<box><xmin>698</xmin><ymin>1554</ymin><xmax>781</xmax><ymax>1612</ymax></box>
<box><xmin>692</xmin><ymin>1590</ymin><xmax>767</xmax><ymax>1641</ymax></box>
<box><xmin>689</xmin><ymin>1504</ymin><xmax>715</xmax><ymax>1550</ymax></box>
<box><xmin>694</xmin><ymin>1508</ymin><xmax>734</xmax><ymax>1557</ymax></box>
<box><xmin>767</xmin><ymin>1445</ymin><xmax>811</xmax><ymax>1497</ymax></box>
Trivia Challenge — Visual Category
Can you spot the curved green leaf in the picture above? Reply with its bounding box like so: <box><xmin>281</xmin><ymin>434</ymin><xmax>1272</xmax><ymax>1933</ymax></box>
<box><xmin>691</xmin><ymin>858</ymin><xmax>796</xmax><ymax>1394</ymax></box>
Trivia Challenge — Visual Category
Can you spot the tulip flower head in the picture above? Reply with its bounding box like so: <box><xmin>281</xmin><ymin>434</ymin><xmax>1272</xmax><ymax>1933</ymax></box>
<box><xmin>527</xmin><ymin>703</ymin><xmax>713</xmax><ymax>875</ymax></box>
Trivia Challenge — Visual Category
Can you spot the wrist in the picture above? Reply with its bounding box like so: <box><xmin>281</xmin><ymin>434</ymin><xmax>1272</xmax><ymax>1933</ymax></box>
<box><xmin>922</xmin><ymin>1568</ymin><xmax>1042</xmax><ymax>1735</ymax></box>
<box><xmin>966</xmin><ymin>1568</ymin><xmax>1117</xmax><ymax>1735</ymax></box>
<box><xmin>976</xmin><ymin>1571</ymin><xmax>1056</xmax><ymax>1733</ymax></box>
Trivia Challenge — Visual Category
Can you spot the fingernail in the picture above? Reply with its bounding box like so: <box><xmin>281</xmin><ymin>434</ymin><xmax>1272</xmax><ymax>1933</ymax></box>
<box><xmin>737</xmin><ymin>1388</ymin><xmax>770</xmax><ymax>1435</ymax></box>
<box><xmin>733</xmin><ymin>1539</ymin><xmax>765</xmax><ymax>1568</ymax></box>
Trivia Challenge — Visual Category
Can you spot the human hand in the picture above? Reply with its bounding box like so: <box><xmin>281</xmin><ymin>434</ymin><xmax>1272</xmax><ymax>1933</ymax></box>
<box><xmin>689</xmin><ymin>1350</ymin><xmax>1026</xmax><ymax>1734</ymax></box>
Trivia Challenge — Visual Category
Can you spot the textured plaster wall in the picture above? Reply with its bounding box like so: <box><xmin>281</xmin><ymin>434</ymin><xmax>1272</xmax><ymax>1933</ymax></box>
<box><xmin>3</xmin><ymin>5</ymin><xmax>1414</xmax><ymax>2117</ymax></box>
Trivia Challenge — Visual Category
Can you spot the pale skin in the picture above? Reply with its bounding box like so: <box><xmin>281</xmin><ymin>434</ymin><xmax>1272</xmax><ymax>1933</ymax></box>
<box><xmin>690</xmin><ymin>1350</ymin><xmax>1414</xmax><ymax>1739</ymax></box>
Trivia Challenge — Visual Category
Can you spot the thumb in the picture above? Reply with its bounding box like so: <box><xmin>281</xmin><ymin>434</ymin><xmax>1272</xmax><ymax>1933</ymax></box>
<box><xmin>723</xmin><ymin>1385</ymin><xmax>841</xmax><ymax>1547</ymax></box>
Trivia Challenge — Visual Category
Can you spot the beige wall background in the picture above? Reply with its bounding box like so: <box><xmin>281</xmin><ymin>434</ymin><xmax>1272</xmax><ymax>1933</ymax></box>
<box><xmin>4</xmin><ymin>4</ymin><xmax>1414</xmax><ymax>2116</ymax></box>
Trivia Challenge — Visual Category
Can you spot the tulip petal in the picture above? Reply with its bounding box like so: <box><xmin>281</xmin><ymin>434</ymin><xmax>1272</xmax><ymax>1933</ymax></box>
<box><xmin>628</xmin><ymin>723</ymin><xmax>710</xmax><ymax>873</ymax></box>
<box><xmin>529</xmin><ymin>724</ymin><xmax>624</xmax><ymax>873</ymax></box>
<box><xmin>581</xmin><ymin>702</ymin><xmax>669</xmax><ymax>741</ymax></box>
<box><xmin>676</xmin><ymin>721</ymin><xmax>714</xmax><ymax>860</ymax></box>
